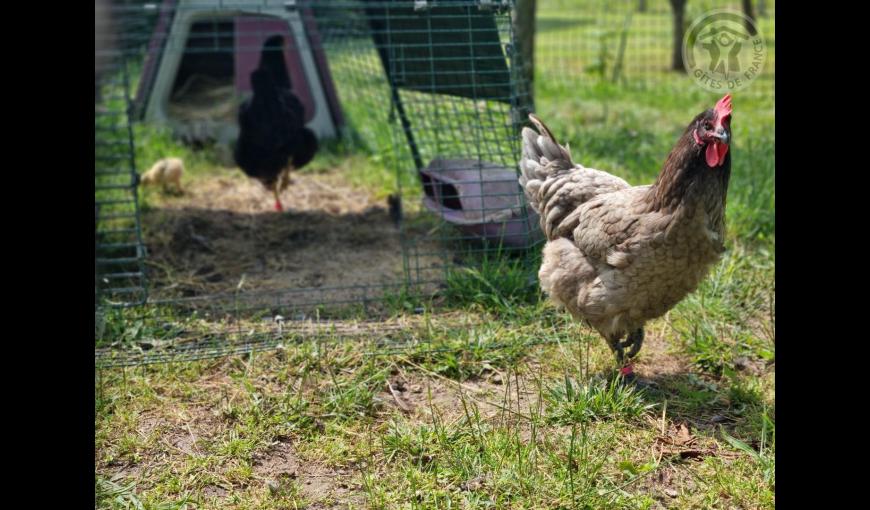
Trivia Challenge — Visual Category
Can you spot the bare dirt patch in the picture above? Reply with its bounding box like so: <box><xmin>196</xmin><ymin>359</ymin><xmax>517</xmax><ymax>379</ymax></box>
<box><xmin>142</xmin><ymin>170</ymin><xmax>442</xmax><ymax>303</ymax></box>
<box><xmin>253</xmin><ymin>439</ymin><xmax>364</xmax><ymax>508</ymax></box>
<box><xmin>253</xmin><ymin>440</ymin><xmax>301</xmax><ymax>479</ymax></box>
<box><xmin>202</xmin><ymin>484</ymin><xmax>229</xmax><ymax>499</ymax></box>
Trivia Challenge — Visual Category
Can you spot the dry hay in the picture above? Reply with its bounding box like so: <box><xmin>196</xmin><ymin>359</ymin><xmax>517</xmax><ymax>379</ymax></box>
<box><xmin>167</xmin><ymin>74</ymin><xmax>238</xmax><ymax>122</ymax></box>
<box><xmin>142</xmin><ymin>169</ymin><xmax>443</xmax><ymax>305</ymax></box>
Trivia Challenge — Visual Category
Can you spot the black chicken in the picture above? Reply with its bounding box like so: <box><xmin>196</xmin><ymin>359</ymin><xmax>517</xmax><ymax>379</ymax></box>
<box><xmin>234</xmin><ymin>35</ymin><xmax>318</xmax><ymax>212</ymax></box>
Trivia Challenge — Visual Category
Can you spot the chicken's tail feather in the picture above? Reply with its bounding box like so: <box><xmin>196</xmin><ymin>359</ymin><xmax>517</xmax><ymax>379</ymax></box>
<box><xmin>518</xmin><ymin>114</ymin><xmax>577</xmax><ymax>232</ymax></box>
<box><xmin>291</xmin><ymin>128</ymin><xmax>319</xmax><ymax>169</ymax></box>
<box><xmin>519</xmin><ymin>115</ymin><xmax>576</xmax><ymax>211</ymax></box>
<box><xmin>528</xmin><ymin>114</ymin><xmax>572</xmax><ymax>162</ymax></box>
<box><xmin>519</xmin><ymin>114</ymin><xmax>630</xmax><ymax>240</ymax></box>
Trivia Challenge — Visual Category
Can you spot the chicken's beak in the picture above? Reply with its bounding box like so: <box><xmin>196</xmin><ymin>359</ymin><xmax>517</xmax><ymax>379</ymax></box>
<box><xmin>710</xmin><ymin>127</ymin><xmax>730</xmax><ymax>145</ymax></box>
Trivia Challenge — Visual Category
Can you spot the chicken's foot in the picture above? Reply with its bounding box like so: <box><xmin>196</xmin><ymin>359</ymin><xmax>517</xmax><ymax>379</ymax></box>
<box><xmin>612</xmin><ymin>328</ymin><xmax>654</xmax><ymax>388</ymax></box>
<box><xmin>619</xmin><ymin>328</ymin><xmax>644</xmax><ymax>359</ymax></box>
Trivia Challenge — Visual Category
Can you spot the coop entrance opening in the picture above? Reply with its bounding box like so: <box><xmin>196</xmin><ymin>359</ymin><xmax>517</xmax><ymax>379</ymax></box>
<box><xmin>171</xmin><ymin>19</ymin><xmax>234</xmax><ymax>95</ymax></box>
<box><xmin>168</xmin><ymin>18</ymin><xmax>237</xmax><ymax>132</ymax></box>
<box><xmin>421</xmin><ymin>173</ymin><xmax>463</xmax><ymax>211</ymax></box>
<box><xmin>137</xmin><ymin>5</ymin><xmax>340</xmax><ymax>145</ymax></box>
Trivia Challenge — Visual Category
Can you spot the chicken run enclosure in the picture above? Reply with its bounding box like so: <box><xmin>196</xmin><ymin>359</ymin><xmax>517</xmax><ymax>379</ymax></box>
<box><xmin>95</xmin><ymin>0</ymin><xmax>540</xmax><ymax>366</ymax></box>
<box><xmin>95</xmin><ymin>0</ymin><xmax>775</xmax><ymax>367</ymax></box>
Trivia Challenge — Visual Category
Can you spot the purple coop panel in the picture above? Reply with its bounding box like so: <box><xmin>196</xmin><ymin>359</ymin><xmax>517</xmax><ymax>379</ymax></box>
<box><xmin>420</xmin><ymin>159</ymin><xmax>541</xmax><ymax>248</ymax></box>
<box><xmin>132</xmin><ymin>1</ymin><xmax>345</xmax><ymax>138</ymax></box>
<box><xmin>234</xmin><ymin>17</ymin><xmax>315</xmax><ymax>124</ymax></box>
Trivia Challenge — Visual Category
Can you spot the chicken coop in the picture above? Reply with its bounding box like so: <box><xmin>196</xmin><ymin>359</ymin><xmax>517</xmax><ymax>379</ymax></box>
<box><xmin>95</xmin><ymin>0</ymin><xmax>539</xmax><ymax>366</ymax></box>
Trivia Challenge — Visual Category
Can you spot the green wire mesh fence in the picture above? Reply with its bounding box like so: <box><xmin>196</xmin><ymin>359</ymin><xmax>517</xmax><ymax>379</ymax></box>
<box><xmin>95</xmin><ymin>0</ymin><xmax>774</xmax><ymax>367</ymax></box>
<box><xmin>535</xmin><ymin>0</ymin><xmax>774</xmax><ymax>100</ymax></box>
<box><xmin>96</xmin><ymin>0</ymin><xmax>537</xmax><ymax>366</ymax></box>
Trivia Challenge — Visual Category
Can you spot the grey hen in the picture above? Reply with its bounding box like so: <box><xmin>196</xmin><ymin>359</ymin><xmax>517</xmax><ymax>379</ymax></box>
<box><xmin>519</xmin><ymin>95</ymin><xmax>733</xmax><ymax>378</ymax></box>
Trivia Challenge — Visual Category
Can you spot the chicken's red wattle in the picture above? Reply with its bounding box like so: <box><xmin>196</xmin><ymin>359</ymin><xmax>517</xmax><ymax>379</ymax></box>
<box><xmin>706</xmin><ymin>142</ymin><xmax>729</xmax><ymax>167</ymax></box>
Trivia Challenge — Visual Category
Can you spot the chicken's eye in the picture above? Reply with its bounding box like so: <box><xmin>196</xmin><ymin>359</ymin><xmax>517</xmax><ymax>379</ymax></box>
<box><xmin>703</xmin><ymin>122</ymin><xmax>712</xmax><ymax>130</ymax></box>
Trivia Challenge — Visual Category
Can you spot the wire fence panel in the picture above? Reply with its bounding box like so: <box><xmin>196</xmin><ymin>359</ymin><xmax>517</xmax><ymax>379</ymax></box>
<box><xmin>96</xmin><ymin>0</ymin><xmax>536</xmax><ymax>365</ymax></box>
<box><xmin>95</xmin><ymin>0</ymin><xmax>773</xmax><ymax>366</ymax></box>
<box><xmin>536</xmin><ymin>0</ymin><xmax>774</xmax><ymax>101</ymax></box>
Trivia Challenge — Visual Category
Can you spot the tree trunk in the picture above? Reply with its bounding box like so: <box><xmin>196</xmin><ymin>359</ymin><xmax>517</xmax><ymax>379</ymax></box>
<box><xmin>669</xmin><ymin>0</ymin><xmax>687</xmax><ymax>71</ymax></box>
<box><xmin>742</xmin><ymin>0</ymin><xmax>758</xmax><ymax>35</ymax></box>
<box><xmin>513</xmin><ymin>0</ymin><xmax>537</xmax><ymax>107</ymax></box>
<box><xmin>757</xmin><ymin>0</ymin><xmax>767</xmax><ymax>17</ymax></box>
<box><xmin>638</xmin><ymin>0</ymin><xmax>647</xmax><ymax>13</ymax></box>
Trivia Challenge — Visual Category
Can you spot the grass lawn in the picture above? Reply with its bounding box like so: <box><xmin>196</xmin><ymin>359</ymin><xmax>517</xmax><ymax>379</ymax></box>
<box><xmin>96</xmin><ymin>1</ymin><xmax>774</xmax><ymax>508</ymax></box>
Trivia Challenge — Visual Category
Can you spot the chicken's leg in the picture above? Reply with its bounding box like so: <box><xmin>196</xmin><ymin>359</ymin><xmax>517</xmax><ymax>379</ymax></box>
<box><xmin>608</xmin><ymin>336</ymin><xmax>628</xmax><ymax>373</ymax></box>
<box><xmin>272</xmin><ymin>164</ymin><xmax>297</xmax><ymax>212</ymax></box>
<box><xmin>612</xmin><ymin>328</ymin><xmax>649</xmax><ymax>386</ymax></box>
<box><xmin>273</xmin><ymin>182</ymin><xmax>284</xmax><ymax>212</ymax></box>
<box><xmin>620</xmin><ymin>328</ymin><xmax>644</xmax><ymax>359</ymax></box>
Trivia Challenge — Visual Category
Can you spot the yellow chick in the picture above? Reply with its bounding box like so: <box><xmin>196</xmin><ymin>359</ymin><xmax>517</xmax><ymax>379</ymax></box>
<box><xmin>141</xmin><ymin>158</ymin><xmax>184</xmax><ymax>192</ymax></box>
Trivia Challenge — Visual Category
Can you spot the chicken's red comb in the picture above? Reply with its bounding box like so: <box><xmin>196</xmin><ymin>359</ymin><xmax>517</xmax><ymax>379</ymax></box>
<box><xmin>715</xmin><ymin>94</ymin><xmax>732</xmax><ymax>118</ymax></box>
